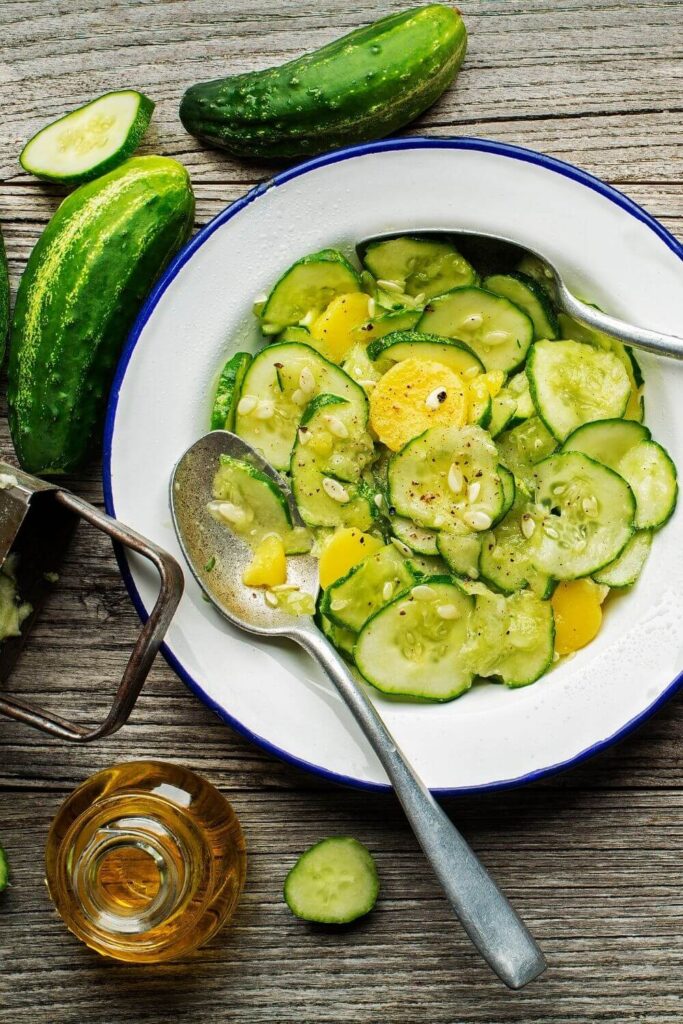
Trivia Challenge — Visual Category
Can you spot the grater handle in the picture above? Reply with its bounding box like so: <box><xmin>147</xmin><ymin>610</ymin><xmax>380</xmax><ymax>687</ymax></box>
<box><xmin>0</xmin><ymin>491</ymin><xmax>184</xmax><ymax>742</ymax></box>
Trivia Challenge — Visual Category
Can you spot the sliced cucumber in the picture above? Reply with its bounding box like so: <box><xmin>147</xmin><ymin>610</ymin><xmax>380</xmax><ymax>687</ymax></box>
<box><xmin>260</xmin><ymin>250</ymin><xmax>360</xmax><ymax>334</ymax></box>
<box><xmin>529</xmin><ymin>452</ymin><xmax>635</xmax><ymax>579</ymax></box>
<box><xmin>418</xmin><ymin>287</ymin><xmax>534</xmax><ymax>373</ymax></box>
<box><xmin>210</xmin><ymin>352</ymin><xmax>252</xmax><ymax>430</ymax></box>
<box><xmin>390</xmin><ymin>517</ymin><xmax>439</xmax><ymax>556</ymax></box>
<box><xmin>483</xmin><ymin>272</ymin><xmax>559</xmax><ymax>340</ymax></box>
<box><xmin>401</xmin><ymin>551</ymin><xmax>449</xmax><ymax>578</ymax></box>
<box><xmin>557</xmin><ymin>314</ymin><xmax>644</xmax><ymax>421</ymax></box>
<box><xmin>366</xmin><ymin>330</ymin><xmax>484</xmax><ymax>377</ymax></box>
<box><xmin>436</xmin><ymin>530</ymin><xmax>482</xmax><ymax>579</ymax></box>
<box><xmin>277</xmin><ymin>325</ymin><xmax>313</xmax><ymax>344</ymax></box>
<box><xmin>361</xmin><ymin>236</ymin><xmax>476</xmax><ymax>300</ymax></box>
<box><xmin>505</xmin><ymin>370</ymin><xmax>535</xmax><ymax>426</ymax></box>
<box><xmin>469</xmin><ymin>387</ymin><xmax>492</xmax><ymax>429</ymax></box>
<box><xmin>353</xmin><ymin>308</ymin><xmax>421</xmax><ymax>345</ymax></box>
<box><xmin>319</xmin><ymin>611</ymin><xmax>357</xmax><ymax>659</ymax></box>
<box><xmin>527</xmin><ymin>339</ymin><xmax>632</xmax><ymax>441</ymax></box>
<box><xmin>291</xmin><ymin>395</ymin><xmax>374</xmax><ymax>530</ymax></box>
<box><xmin>479</xmin><ymin>495</ymin><xmax>552</xmax><ymax>597</ymax></box>
<box><xmin>593</xmin><ymin>530</ymin><xmax>652</xmax><ymax>588</ymax></box>
<box><xmin>516</xmin><ymin>254</ymin><xmax>556</xmax><ymax>293</ymax></box>
<box><xmin>561</xmin><ymin>420</ymin><xmax>677</xmax><ymax>529</ymax></box>
<box><xmin>489</xmin><ymin>392</ymin><xmax>517</xmax><ymax>438</ymax></box>
<box><xmin>235</xmin><ymin>342</ymin><xmax>368</xmax><ymax>470</ymax></box>
<box><xmin>497</xmin><ymin>465</ymin><xmax>516</xmax><ymax>522</ymax></box>
<box><xmin>466</xmin><ymin>587</ymin><xmax>554</xmax><ymax>687</ymax></box>
<box><xmin>388</xmin><ymin>425</ymin><xmax>504</xmax><ymax>533</ymax></box>
<box><xmin>355</xmin><ymin>577</ymin><xmax>475</xmax><ymax>701</ymax></box>
<box><xmin>0</xmin><ymin>845</ymin><xmax>8</xmax><ymax>892</ymax></box>
<box><xmin>20</xmin><ymin>90</ymin><xmax>154</xmax><ymax>184</ymax></box>
<box><xmin>322</xmin><ymin>542</ymin><xmax>415</xmax><ymax>632</ymax></box>
<box><xmin>341</xmin><ymin>342</ymin><xmax>383</xmax><ymax>394</ymax></box>
<box><xmin>210</xmin><ymin>454</ymin><xmax>311</xmax><ymax>554</ymax></box>
<box><xmin>496</xmin><ymin>416</ymin><xmax>557</xmax><ymax>487</ymax></box>
<box><xmin>284</xmin><ymin>837</ymin><xmax>379</xmax><ymax>924</ymax></box>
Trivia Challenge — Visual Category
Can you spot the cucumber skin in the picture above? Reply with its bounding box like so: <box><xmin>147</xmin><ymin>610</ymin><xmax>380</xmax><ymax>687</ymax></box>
<box><xmin>20</xmin><ymin>90</ymin><xmax>156</xmax><ymax>185</ymax></box>
<box><xmin>0</xmin><ymin>227</ymin><xmax>8</xmax><ymax>368</ymax></box>
<box><xmin>8</xmin><ymin>156</ymin><xmax>195</xmax><ymax>475</ymax></box>
<box><xmin>179</xmin><ymin>5</ymin><xmax>467</xmax><ymax>160</ymax></box>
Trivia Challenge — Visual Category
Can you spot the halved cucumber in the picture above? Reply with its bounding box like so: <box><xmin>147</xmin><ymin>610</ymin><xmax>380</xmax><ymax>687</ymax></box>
<box><xmin>436</xmin><ymin>530</ymin><xmax>482</xmax><ymax>579</ymax></box>
<box><xmin>284</xmin><ymin>837</ymin><xmax>379</xmax><ymax>924</ymax></box>
<box><xmin>322</xmin><ymin>542</ymin><xmax>415</xmax><ymax>632</ymax></box>
<box><xmin>388</xmin><ymin>425</ymin><xmax>504</xmax><ymax>533</ymax></box>
<box><xmin>390</xmin><ymin>517</ymin><xmax>439</xmax><ymax>556</ymax></box>
<box><xmin>210</xmin><ymin>454</ymin><xmax>311</xmax><ymax>554</ymax></box>
<box><xmin>593</xmin><ymin>530</ymin><xmax>652</xmax><ymax>588</ymax></box>
<box><xmin>529</xmin><ymin>452</ymin><xmax>635</xmax><ymax>579</ymax></box>
<box><xmin>366</xmin><ymin>330</ymin><xmax>484</xmax><ymax>377</ymax></box>
<box><xmin>479</xmin><ymin>495</ymin><xmax>552</xmax><ymax>597</ymax></box>
<box><xmin>495</xmin><ymin>416</ymin><xmax>557</xmax><ymax>487</ymax></box>
<box><xmin>483</xmin><ymin>272</ymin><xmax>559</xmax><ymax>340</ymax></box>
<box><xmin>527</xmin><ymin>339</ymin><xmax>632</xmax><ymax>441</ymax></box>
<box><xmin>20</xmin><ymin>90</ymin><xmax>155</xmax><ymax>184</ymax></box>
<box><xmin>360</xmin><ymin>236</ymin><xmax>477</xmax><ymax>299</ymax></box>
<box><xmin>353</xmin><ymin>308</ymin><xmax>421</xmax><ymax>345</ymax></box>
<box><xmin>466</xmin><ymin>587</ymin><xmax>555</xmax><ymax>687</ymax></box>
<box><xmin>418</xmin><ymin>287</ymin><xmax>534</xmax><ymax>373</ymax></box>
<box><xmin>290</xmin><ymin>395</ymin><xmax>374</xmax><ymax>530</ymax></box>
<box><xmin>561</xmin><ymin>419</ymin><xmax>677</xmax><ymax>529</ymax></box>
<box><xmin>235</xmin><ymin>342</ymin><xmax>368</xmax><ymax>470</ymax></box>
<box><xmin>210</xmin><ymin>352</ymin><xmax>252</xmax><ymax>430</ymax></box>
<box><xmin>489</xmin><ymin>392</ymin><xmax>518</xmax><ymax>438</ymax></box>
<box><xmin>355</xmin><ymin>577</ymin><xmax>475</xmax><ymax>701</ymax></box>
<box><xmin>260</xmin><ymin>250</ymin><xmax>361</xmax><ymax>334</ymax></box>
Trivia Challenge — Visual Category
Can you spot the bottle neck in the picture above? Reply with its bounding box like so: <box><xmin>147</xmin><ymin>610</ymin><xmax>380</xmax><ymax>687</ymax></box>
<box><xmin>71</xmin><ymin>816</ymin><xmax>189</xmax><ymax>936</ymax></box>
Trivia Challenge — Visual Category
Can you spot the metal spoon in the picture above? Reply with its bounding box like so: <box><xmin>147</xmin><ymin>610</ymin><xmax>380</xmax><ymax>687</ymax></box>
<box><xmin>358</xmin><ymin>229</ymin><xmax>683</xmax><ymax>361</ymax></box>
<box><xmin>170</xmin><ymin>430</ymin><xmax>546</xmax><ymax>990</ymax></box>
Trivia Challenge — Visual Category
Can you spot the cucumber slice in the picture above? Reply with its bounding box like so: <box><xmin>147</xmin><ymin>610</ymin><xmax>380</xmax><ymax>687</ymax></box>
<box><xmin>322</xmin><ymin>542</ymin><xmax>415</xmax><ymax>631</ymax></box>
<box><xmin>367</xmin><ymin>330</ymin><xmax>484</xmax><ymax>377</ymax></box>
<box><xmin>355</xmin><ymin>577</ymin><xmax>475</xmax><ymax>701</ymax></box>
<box><xmin>418</xmin><ymin>287</ymin><xmax>534</xmax><ymax>373</ymax></box>
<box><xmin>284</xmin><ymin>837</ymin><xmax>379</xmax><ymax>924</ymax></box>
<box><xmin>0</xmin><ymin>845</ymin><xmax>8</xmax><ymax>892</ymax></box>
<box><xmin>561</xmin><ymin>420</ymin><xmax>677</xmax><ymax>529</ymax></box>
<box><xmin>497</xmin><ymin>465</ymin><xmax>516</xmax><ymax>522</ymax></box>
<box><xmin>210</xmin><ymin>352</ymin><xmax>252</xmax><ymax>430</ymax></box>
<box><xmin>469</xmin><ymin>388</ymin><xmax>492</xmax><ymax>429</ymax></box>
<box><xmin>360</xmin><ymin>236</ymin><xmax>476</xmax><ymax>300</ymax></box>
<box><xmin>260</xmin><ymin>250</ymin><xmax>360</xmax><ymax>334</ymax></box>
<box><xmin>353</xmin><ymin>308</ymin><xmax>421</xmax><ymax>345</ymax></box>
<box><xmin>505</xmin><ymin>370</ymin><xmax>535</xmax><ymax>427</ymax></box>
<box><xmin>235</xmin><ymin>342</ymin><xmax>368</xmax><ymax>470</ymax></box>
<box><xmin>319</xmin><ymin>611</ymin><xmax>357</xmax><ymax>659</ymax></box>
<box><xmin>557</xmin><ymin>314</ymin><xmax>644</xmax><ymax>422</ymax></box>
<box><xmin>388</xmin><ymin>425</ymin><xmax>504</xmax><ymax>533</ymax></box>
<box><xmin>479</xmin><ymin>495</ymin><xmax>552</xmax><ymax>597</ymax></box>
<box><xmin>211</xmin><ymin>454</ymin><xmax>311</xmax><ymax>554</ymax></box>
<box><xmin>527</xmin><ymin>340</ymin><xmax>632</xmax><ymax>441</ymax></box>
<box><xmin>489</xmin><ymin>392</ymin><xmax>517</xmax><ymax>438</ymax></box>
<box><xmin>436</xmin><ymin>531</ymin><xmax>482</xmax><ymax>579</ymax></box>
<box><xmin>483</xmin><ymin>272</ymin><xmax>559</xmax><ymax>340</ymax></box>
<box><xmin>496</xmin><ymin>416</ymin><xmax>557</xmax><ymax>487</ymax></box>
<box><xmin>401</xmin><ymin>551</ymin><xmax>449</xmax><ymax>578</ymax></box>
<box><xmin>277</xmin><ymin>325</ymin><xmax>313</xmax><ymax>344</ymax></box>
<box><xmin>291</xmin><ymin>395</ymin><xmax>374</xmax><ymax>530</ymax></box>
<box><xmin>529</xmin><ymin>452</ymin><xmax>635</xmax><ymax>579</ymax></box>
<box><xmin>593</xmin><ymin>530</ymin><xmax>652</xmax><ymax>588</ymax></box>
<box><xmin>19</xmin><ymin>90</ymin><xmax>154</xmax><ymax>184</ymax></box>
<box><xmin>466</xmin><ymin>587</ymin><xmax>554</xmax><ymax>687</ymax></box>
<box><xmin>390</xmin><ymin>517</ymin><xmax>439</xmax><ymax>556</ymax></box>
<box><xmin>516</xmin><ymin>254</ymin><xmax>556</xmax><ymax>292</ymax></box>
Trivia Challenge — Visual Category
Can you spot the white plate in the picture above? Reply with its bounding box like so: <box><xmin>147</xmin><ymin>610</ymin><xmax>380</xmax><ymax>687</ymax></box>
<box><xmin>104</xmin><ymin>138</ymin><xmax>683</xmax><ymax>793</ymax></box>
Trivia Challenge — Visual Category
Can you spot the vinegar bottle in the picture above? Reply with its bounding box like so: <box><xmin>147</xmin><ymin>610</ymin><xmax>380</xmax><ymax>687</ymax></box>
<box><xmin>45</xmin><ymin>760</ymin><xmax>246</xmax><ymax>963</ymax></box>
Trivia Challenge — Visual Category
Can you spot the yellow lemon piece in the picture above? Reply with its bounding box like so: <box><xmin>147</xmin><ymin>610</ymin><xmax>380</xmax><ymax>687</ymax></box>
<box><xmin>319</xmin><ymin>527</ymin><xmax>383</xmax><ymax>589</ymax></box>
<box><xmin>310</xmin><ymin>292</ymin><xmax>371</xmax><ymax>363</ymax></box>
<box><xmin>369</xmin><ymin>358</ymin><xmax>468</xmax><ymax>451</ymax></box>
<box><xmin>242</xmin><ymin>533</ymin><xmax>287</xmax><ymax>588</ymax></box>
<box><xmin>551</xmin><ymin>579</ymin><xmax>604</xmax><ymax>655</ymax></box>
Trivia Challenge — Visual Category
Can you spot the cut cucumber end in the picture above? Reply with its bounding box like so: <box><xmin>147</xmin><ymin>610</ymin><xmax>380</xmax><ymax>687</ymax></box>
<box><xmin>20</xmin><ymin>90</ymin><xmax>155</xmax><ymax>184</ymax></box>
<box><xmin>284</xmin><ymin>837</ymin><xmax>379</xmax><ymax>924</ymax></box>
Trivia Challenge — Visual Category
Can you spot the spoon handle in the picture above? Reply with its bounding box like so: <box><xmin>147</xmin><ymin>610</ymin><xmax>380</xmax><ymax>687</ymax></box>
<box><xmin>559</xmin><ymin>286</ymin><xmax>683</xmax><ymax>361</ymax></box>
<box><xmin>295</xmin><ymin>626</ymin><xmax>546</xmax><ymax>990</ymax></box>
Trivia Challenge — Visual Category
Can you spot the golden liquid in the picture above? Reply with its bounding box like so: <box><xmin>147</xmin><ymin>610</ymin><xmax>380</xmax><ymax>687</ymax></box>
<box><xmin>45</xmin><ymin>761</ymin><xmax>246</xmax><ymax>963</ymax></box>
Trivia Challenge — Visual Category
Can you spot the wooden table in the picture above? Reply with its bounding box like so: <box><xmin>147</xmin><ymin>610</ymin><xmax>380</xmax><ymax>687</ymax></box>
<box><xmin>1</xmin><ymin>2</ymin><xmax>682</xmax><ymax>1020</ymax></box>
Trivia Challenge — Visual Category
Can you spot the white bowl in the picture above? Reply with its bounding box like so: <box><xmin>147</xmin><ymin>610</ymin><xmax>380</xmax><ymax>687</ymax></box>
<box><xmin>104</xmin><ymin>137</ymin><xmax>683</xmax><ymax>793</ymax></box>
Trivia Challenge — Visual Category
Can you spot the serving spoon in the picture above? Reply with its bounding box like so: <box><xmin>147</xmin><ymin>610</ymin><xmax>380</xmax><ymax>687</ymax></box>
<box><xmin>358</xmin><ymin>229</ymin><xmax>683</xmax><ymax>361</ymax></box>
<box><xmin>170</xmin><ymin>429</ymin><xmax>546</xmax><ymax>990</ymax></box>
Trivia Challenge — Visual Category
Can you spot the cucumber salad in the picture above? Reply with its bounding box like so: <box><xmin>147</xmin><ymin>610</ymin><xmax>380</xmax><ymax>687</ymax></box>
<box><xmin>206</xmin><ymin>235</ymin><xmax>678</xmax><ymax>702</ymax></box>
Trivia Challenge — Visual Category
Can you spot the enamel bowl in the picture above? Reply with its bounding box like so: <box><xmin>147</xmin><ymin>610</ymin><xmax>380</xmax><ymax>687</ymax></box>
<box><xmin>104</xmin><ymin>138</ymin><xmax>683</xmax><ymax>793</ymax></box>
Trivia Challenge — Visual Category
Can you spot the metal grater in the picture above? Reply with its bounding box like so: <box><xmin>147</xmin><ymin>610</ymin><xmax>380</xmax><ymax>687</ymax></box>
<box><xmin>0</xmin><ymin>461</ymin><xmax>183</xmax><ymax>742</ymax></box>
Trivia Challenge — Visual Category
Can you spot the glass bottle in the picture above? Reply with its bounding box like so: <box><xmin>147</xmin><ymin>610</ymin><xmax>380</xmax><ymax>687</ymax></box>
<box><xmin>45</xmin><ymin>760</ymin><xmax>246</xmax><ymax>963</ymax></box>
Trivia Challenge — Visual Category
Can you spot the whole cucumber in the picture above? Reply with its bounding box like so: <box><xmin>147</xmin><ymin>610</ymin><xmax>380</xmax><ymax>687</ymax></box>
<box><xmin>0</xmin><ymin>227</ymin><xmax>9</xmax><ymax>367</ymax></box>
<box><xmin>8</xmin><ymin>156</ymin><xmax>195</xmax><ymax>475</ymax></box>
<box><xmin>179</xmin><ymin>5</ymin><xmax>467</xmax><ymax>160</ymax></box>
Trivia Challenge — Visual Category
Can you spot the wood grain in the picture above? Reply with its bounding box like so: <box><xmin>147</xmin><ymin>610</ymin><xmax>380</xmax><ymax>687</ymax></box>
<box><xmin>1</xmin><ymin>1</ymin><xmax>683</xmax><ymax>1021</ymax></box>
